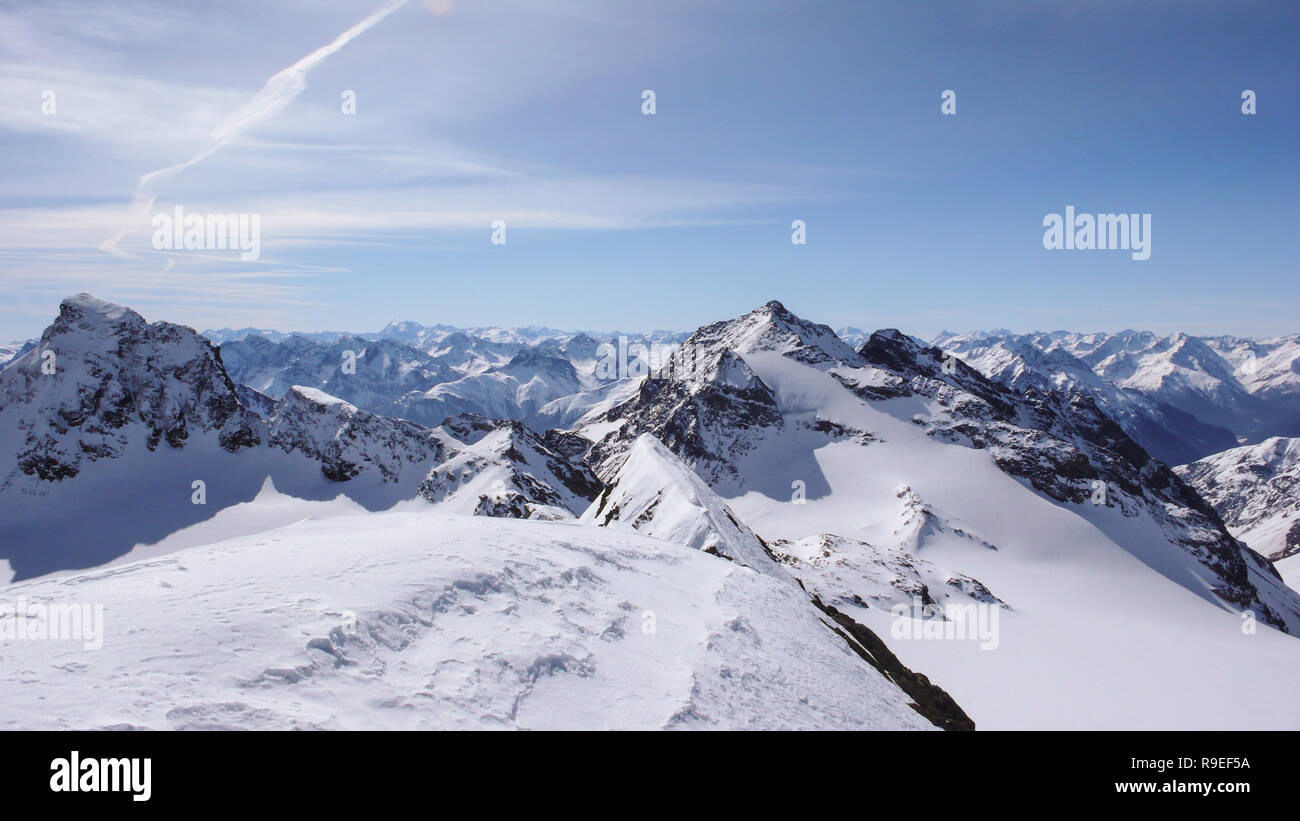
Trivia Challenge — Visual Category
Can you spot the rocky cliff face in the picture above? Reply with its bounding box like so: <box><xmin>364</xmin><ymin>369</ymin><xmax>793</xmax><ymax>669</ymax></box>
<box><xmin>0</xmin><ymin>294</ymin><xmax>262</xmax><ymax>487</ymax></box>
<box><xmin>1177</xmin><ymin>437</ymin><xmax>1300</xmax><ymax>561</ymax></box>
<box><xmin>573</xmin><ymin>302</ymin><xmax>1300</xmax><ymax>633</ymax></box>
<box><xmin>932</xmin><ymin>331</ymin><xmax>1238</xmax><ymax>465</ymax></box>
<box><xmin>266</xmin><ymin>386</ymin><xmax>446</xmax><ymax>483</ymax></box>
<box><xmin>0</xmin><ymin>296</ymin><xmax>601</xmax><ymax>577</ymax></box>
<box><xmin>417</xmin><ymin>413</ymin><xmax>601</xmax><ymax>519</ymax></box>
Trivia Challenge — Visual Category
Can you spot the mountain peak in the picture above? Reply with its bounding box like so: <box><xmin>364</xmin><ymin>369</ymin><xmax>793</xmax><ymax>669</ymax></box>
<box><xmin>497</xmin><ymin>347</ymin><xmax>579</xmax><ymax>380</ymax></box>
<box><xmin>685</xmin><ymin>300</ymin><xmax>860</xmax><ymax>367</ymax></box>
<box><xmin>55</xmin><ymin>293</ymin><xmax>142</xmax><ymax>330</ymax></box>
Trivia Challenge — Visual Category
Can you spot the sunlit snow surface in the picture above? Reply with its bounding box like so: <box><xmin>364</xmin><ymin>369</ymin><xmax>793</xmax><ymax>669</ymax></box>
<box><xmin>0</xmin><ymin>511</ymin><xmax>932</xmax><ymax>731</ymax></box>
<box><xmin>717</xmin><ymin>348</ymin><xmax>1300</xmax><ymax>730</ymax></box>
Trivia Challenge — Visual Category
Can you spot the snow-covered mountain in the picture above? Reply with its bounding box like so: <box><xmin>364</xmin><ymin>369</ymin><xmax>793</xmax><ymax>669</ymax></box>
<box><xmin>7</xmin><ymin>294</ymin><xmax>1300</xmax><ymax>730</ymax></box>
<box><xmin>583</xmin><ymin>433</ymin><xmax>783</xmax><ymax>573</ymax></box>
<box><xmin>1177</xmin><ymin>437</ymin><xmax>1300</xmax><ymax>562</ymax></box>
<box><xmin>220</xmin><ymin>333</ymin><xmax>459</xmax><ymax>408</ymax></box>
<box><xmin>577</xmin><ymin>302</ymin><xmax>1296</xmax><ymax>629</ymax></box>
<box><xmin>218</xmin><ymin>330</ymin><xmax>540</xmax><ymax>424</ymax></box>
<box><xmin>0</xmin><ymin>295</ymin><xmax>597</xmax><ymax>579</ymax></box>
<box><xmin>932</xmin><ymin>331</ymin><xmax>1237</xmax><ymax>465</ymax></box>
<box><xmin>1062</xmin><ymin>331</ymin><xmax>1289</xmax><ymax>440</ymax></box>
<box><xmin>398</xmin><ymin>348</ymin><xmax>585</xmax><ymax>429</ymax></box>
<box><xmin>375</xmin><ymin>319</ymin><xmax>686</xmax><ymax>375</ymax></box>
<box><xmin>564</xmin><ymin>301</ymin><xmax>1300</xmax><ymax>727</ymax></box>
<box><xmin>417</xmin><ymin>413</ymin><xmax>600</xmax><ymax>518</ymax></box>
<box><xmin>834</xmin><ymin>326</ymin><xmax>870</xmax><ymax>348</ymax></box>
<box><xmin>0</xmin><ymin>295</ymin><xmax>981</xmax><ymax>731</ymax></box>
<box><xmin>378</xmin><ymin>319</ymin><xmax>571</xmax><ymax>349</ymax></box>
<box><xmin>1201</xmin><ymin>333</ymin><xmax>1300</xmax><ymax>413</ymax></box>
<box><xmin>0</xmin><ymin>339</ymin><xmax>34</xmax><ymax>370</ymax></box>
<box><xmin>265</xmin><ymin>386</ymin><xmax>448</xmax><ymax>484</ymax></box>
<box><xmin>383</xmin><ymin>326</ymin><xmax>528</xmax><ymax>376</ymax></box>
<box><xmin>217</xmin><ymin>326</ymin><xmax>669</xmax><ymax>431</ymax></box>
<box><xmin>1</xmin><ymin>294</ymin><xmax>265</xmax><ymax>481</ymax></box>
<box><xmin>932</xmin><ymin>329</ymin><xmax>1300</xmax><ymax>445</ymax></box>
<box><xmin>588</xmin><ymin>433</ymin><xmax>1004</xmax><ymax>616</ymax></box>
<box><xmin>201</xmin><ymin>327</ymin><xmax>354</xmax><ymax>346</ymax></box>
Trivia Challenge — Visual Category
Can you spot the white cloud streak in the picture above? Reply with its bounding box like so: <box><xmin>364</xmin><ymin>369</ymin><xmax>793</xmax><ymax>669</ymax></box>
<box><xmin>101</xmin><ymin>0</ymin><xmax>411</xmax><ymax>256</ymax></box>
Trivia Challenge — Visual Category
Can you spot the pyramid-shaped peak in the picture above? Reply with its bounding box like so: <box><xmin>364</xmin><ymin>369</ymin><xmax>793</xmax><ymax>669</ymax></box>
<box><xmin>685</xmin><ymin>300</ymin><xmax>860</xmax><ymax>366</ymax></box>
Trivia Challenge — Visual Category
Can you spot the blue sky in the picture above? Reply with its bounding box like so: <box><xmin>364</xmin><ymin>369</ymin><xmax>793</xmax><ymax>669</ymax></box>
<box><xmin>1</xmin><ymin>0</ymin><xmax>1296</xmax><ymax>341</ymax></box>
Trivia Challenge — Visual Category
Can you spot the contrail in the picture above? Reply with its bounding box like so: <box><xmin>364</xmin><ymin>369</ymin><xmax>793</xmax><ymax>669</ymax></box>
<box><xmin>101</xmin><ymin>0</ymin><xmax>410</xmax><ymax>256</ymax></box>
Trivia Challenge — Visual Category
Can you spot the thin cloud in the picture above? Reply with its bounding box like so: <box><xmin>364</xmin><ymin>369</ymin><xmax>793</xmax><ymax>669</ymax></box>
<box><xmin>101</xmin><ymin>0</ymin><xmax>412</xmax><ymax>256</ymax></box>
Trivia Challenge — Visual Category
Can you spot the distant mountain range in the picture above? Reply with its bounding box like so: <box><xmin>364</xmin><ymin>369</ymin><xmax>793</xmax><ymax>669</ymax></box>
<box><xmin>933</xmin><ymin>330</ymin><xmax>1300</xmax><ymax>453</ymax></box>
<box><xmin>3</xmin><ymin>295</ymin><xmax>1300</xmax><ymax>729</ymax></box>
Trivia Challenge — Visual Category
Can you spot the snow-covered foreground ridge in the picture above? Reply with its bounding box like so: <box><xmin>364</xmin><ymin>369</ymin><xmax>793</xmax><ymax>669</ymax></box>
<box><xmin>4</xmin><ymin>294</ymin><xmax>1300</xmax><ymax>729</ymax></box>
<box><xmin>0</xmin><ymin>515</ymin><xmax>938</xmax><ymax>730</ymax></box>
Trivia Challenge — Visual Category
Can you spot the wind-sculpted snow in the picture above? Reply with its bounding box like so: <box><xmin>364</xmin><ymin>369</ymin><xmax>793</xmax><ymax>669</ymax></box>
<box><xmin>0</xmin><ymin>514</ymin><xmax>935</xmax><ymax>730</ymax></box>
<box><xmin>1177</xmin><ymin>437</ymin><xmax>1300</xmax><ymax>561</ymax></box>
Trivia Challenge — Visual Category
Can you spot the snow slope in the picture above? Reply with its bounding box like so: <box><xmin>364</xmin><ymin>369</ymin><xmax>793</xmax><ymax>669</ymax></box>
<box><xmin>727</xmin><ymin>343</ymin><xmax>1300</xmax><ymax>728</ymax></box>
<box><xmin>0</xmin><ymin>512</ymin><xmax>935</xmax><ymax>731</ymax></box>
<box><xmin>582</xmin><ymin>433</ymin><xmax>784</xmax><ymax>576</ymax></box>
<box><xmin>573</xmin><ymin>301</ymin><xmax>1300</xmax><ymax>728</ymax></box>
